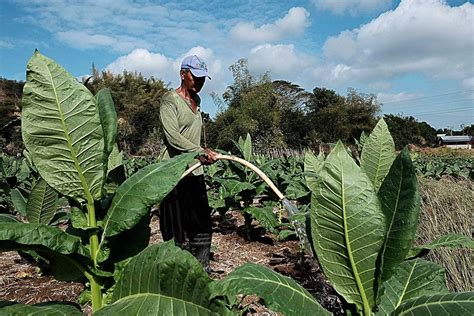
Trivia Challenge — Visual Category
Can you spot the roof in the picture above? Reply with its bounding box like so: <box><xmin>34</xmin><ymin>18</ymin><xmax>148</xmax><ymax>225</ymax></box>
<box><xmin>440</xmin><ymin>135</ymin><xmax>472</xmax><ymax>142</ymax></box>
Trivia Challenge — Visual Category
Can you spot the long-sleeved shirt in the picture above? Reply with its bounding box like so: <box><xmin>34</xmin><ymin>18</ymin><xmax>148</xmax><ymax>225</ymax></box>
<box><xmin>159</xmin><ymin>90</ymin><xmax>203</xmax><ymax>174</ymax></box>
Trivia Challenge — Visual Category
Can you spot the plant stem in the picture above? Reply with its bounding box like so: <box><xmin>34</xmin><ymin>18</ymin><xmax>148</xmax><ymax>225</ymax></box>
<box><xmin>86</xmin><ymin>202</ymin><xmax>102</xmax><ymax>311</ymax></box>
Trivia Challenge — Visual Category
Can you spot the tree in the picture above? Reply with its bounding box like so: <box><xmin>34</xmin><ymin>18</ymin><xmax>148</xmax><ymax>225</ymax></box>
<box><xmin>0</xmin><ymin>78</ymin><xmax>24</xmax><ymax>154</ymax></box>
<box><xmin>272</xmin><ymin>80</ymin><xmax>312</xmax><ymax>149</ymax></box>
<box><xmin>85</xmin><ymin>70</ymin><xmax>168</xmax><ymax>155</ymax></box>
<box><xmin>384</xmin><ymin>114</ymin><xmax>437</xmax><ymax>149</ymax></box>
<box><xmin>209</xmin><ymin>60</ymin><xmax>285</xmax><ymax>152</ymax></box>
<box><xmin>305</xmin><ymin>87</ymin><xmax>379</xmax><ymax>144</ymax></box>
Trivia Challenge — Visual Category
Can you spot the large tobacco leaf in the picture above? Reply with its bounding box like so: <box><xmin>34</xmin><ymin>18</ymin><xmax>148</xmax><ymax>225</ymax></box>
<box><xmin>100</xmin><ymin>152</ymin><xmax>196</xmax><ymax>240</ymax></box>
<box><xmin>96</xmin><ymin>294</ymin><xmax>219</xmax><ymax>316</ymax></box>
<box><xmin>26</xmin><ymin>178</ymin><xmax>59</xmax><ymax>224</ymax></box>
<box><xmin>0</xmin><ymin>301</ymin><xmax>83</xmax><ymax>315</ymax></box>
<box><xmin>310</xmin><ymin>141</ymin><xmax>385</xmax><ymax>314</ymax></box>
<box><xmin>407</xmin><ymin>233</ymin><xmax>474</xmax><ymax>258</ymax></box>
<box><xmin>0</xmin><ymin>222</ymin><xmax>91</xmax><ymax>281</ymax></box>
<box><xmin>377</xmin><ymin>148</ymin><xmax>420</xmax><ymax>286</ymax></box>
<box><xmin>304</xmin><ymin>150</ymin><xmax>324</xmax><ymax>191</ymax></box>
<box><xmin>392</xmin><ymin>292</ymin><xmax>474</xmax><ymax>315</ymax></box>
<box><xmin>0</xmin><ymin>222</ymin><xmax>88</xmax><ymax>256</ymax></box>
<box><xmin>376</xmin><ymin>259</ymin><xmax>449</xmax><ymax>315</ymax></box>
<box><xmin>361</xmin><ymin>118</ymin><xmax>395</xmax><ymax>191</ymax></box>
<box><xmin>213</xmin><ymin>262</ymin><xmax>330</xmax><ymax>316</ymax></box>
<box><xmin>95</xmin><ymin>88</ymin><xmax>117</xmax><ymax>160</ymax></box>
<box><xmin>107</xmin><ymin>241</ymin><xmax>226</xmax><ymax>315</ymax></box>
<box><xmin>244</xmin><ymin>206</ymin><xmax>278</xmax><ymax>234</ymax></box>
<box><xmin>21</xmin><ymin>51</ymin><xmax>104</xmax><ymax>202</ymax></box>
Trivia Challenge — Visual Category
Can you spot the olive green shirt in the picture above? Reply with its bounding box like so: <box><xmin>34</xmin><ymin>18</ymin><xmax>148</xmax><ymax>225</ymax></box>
<box><xmin>159</xmin><ymin>90</ymin><xmax>203</xmax><ymax>174</ymax></box>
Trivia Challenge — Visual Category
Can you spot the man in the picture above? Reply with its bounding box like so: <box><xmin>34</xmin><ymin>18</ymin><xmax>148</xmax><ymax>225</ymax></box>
<box><xmin>159</xmin><ymin>55</ymin><xmax>217</xmax><ymax>270</ymax></box>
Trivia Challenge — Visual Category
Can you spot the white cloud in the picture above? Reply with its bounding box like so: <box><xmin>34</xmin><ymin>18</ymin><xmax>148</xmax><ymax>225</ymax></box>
<box><xmin>56</xmin><ymin>31</ymin><xmax>152</xmax><ymax>52</ymax></box>
<box><xmin>311</xmin><ymin>0</ymin><xmax>393</xmax><ymax>15</ymax></box>
<box><xmin>247</xmin><ymin>44</ymin><xmax>311</xmax><ymax>78</ymax></box>
<box><xmin>377</xmin><ymin>92</ymin><xmax>424</xmax><ymax>105</ymax></box>
<box><xmin>230</xmin><ymin>7</ymin><xmax>310</xmax><ymax>44</ymax></box>
<box><xmin>105</xmin><ymin>47</ymin><xmax>225</xmax><ymax>94</ymax></box>
<box><xmin>0</xmin><ymin>40</ymin><xmax>14</xmax><ymax>49</ymax></box>
<box><xmin>106</xmin><ymin>49</ymin><xmax>174</xmax><ymax>77</ymax></box>
<box><xmin>321</xmin><ymin>0</ymin><xmax>474</xmax><ymax>84</ymax></box>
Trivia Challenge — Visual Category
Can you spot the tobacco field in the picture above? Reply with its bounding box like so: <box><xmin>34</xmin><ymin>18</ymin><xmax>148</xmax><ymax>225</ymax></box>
<box><xmin>0</xmin><ymin>52</ymin><xmax>473</xmax><ymax>315</ymax></box>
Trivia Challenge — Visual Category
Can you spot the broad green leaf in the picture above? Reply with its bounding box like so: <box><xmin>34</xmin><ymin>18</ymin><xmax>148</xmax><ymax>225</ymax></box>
<box><xmin>361</xmin><ymin>118</ymin><xmax>395</xmax><ymax>191</ymax></box>
<box><xmin>0</xmin><ymin>301</ymin><xmax>83</xmax><ymax>315</ymax></box>
<box><xmin>310</xmin><ymin>141</ymin><xmax>385</xmax><ymax>314</ymax></box>
<box><xmin>0</xmin><ymin>213</ymin><xmax>20</xmax><ymax>222</ymax></box>
<box><xmin>304</xmin><ymin>150</ymin><xmax>324</xmax><ymax>191</ymax></box>
<box><xmin>26</xmin><ymin>178</ymin><xmax>59</xmax><ymax>224</ymax></box>
<box><xmin>21</xmin><ymin>51</ymin><xmax>104</xmax><ymax>202</ymax></box>
<box><xmin>0</xmin><ymin>222</ymin><xmax>92</xmax><ymax>281</ymax></box>
<box><xmin>101</xmin><ymin>152</ymin><xmax>196</xmax><ymax>239</ymax></box>
<box><xmin>112</xmin><ymin>241</ymin><xmax>210</xmax><ymax>303</ymax></box>
<box><xmin>244</xmin><ymin>206</ymin><xmax>278</xmax><ymax>234</ymax></box>
<box><xmin>376</xmin><ymin>259</ymin><xmax>449</xmax><ymax>315</ymax></box>
<box><xmin>219</xmin><ymin>178</ymin><xmax>255</xmax><ymax>198</ymax></box>
<box><xmin>284</xmin><ymin>178</ymin><xmax>310</xmax><ymax>200</ymax></box>
<box><xmin>213</xmin><ymin>262</ymin><xmax>330</xmax><ymax>316</ymax></box>
<box><xmin>96</xmin><ymin>294</ymin><xmax>219</xmax><ymax>316</ymax></box>
<box><xmin>107</xmin><ymin>144</ymin><xmax>123</xmax><ymax>173</ymax></box>
<box><xmin>100</xmin><ymin>215</ymin><xmax>150</xmax><ymax>264</ymax></box>
<box><xmin>242</xmin><ymin>133</ymin><xmax>252</xmax><ymax>161</ymax></box>
<box><xmin>10</xmin><ymin>188</ymin><xmax>28</xmax><ymax>216</ymax></box>
<box><xmin>392</xmin><ymin>292</ymin><xmax>474</xmax><ymax>316</ymax></box>
<box><xmin>420</xmin><ymin>233</ymin><xmax>474</xmax><ymax>250</ymax></box>
<box><xmin>377</xmin><ymin>148</ymin><xmax>420</xmax><ymax>286</ymax></box>
<box><xmin>0</xmin><ymin>222</ymin><xmax>89</xmax><ymax>257</ymax></box>
<box><xmin>407</xmin><ymin>233</ymin><xmax>474</xmax><ymax>259</ymax></box>
<box><xmin>95</xmin><ymin>88</ymin><xmax>117</xmax><ymax>159</ymax></box>
<box><xmin>110</xmin><ymin>241</ymin><xmax>226</xmax><ymax>315</ymax></box>
<box><xmin>277</xmin><ymin>229</ymin><xmax>296</xmax><ymax>241</ymax></box>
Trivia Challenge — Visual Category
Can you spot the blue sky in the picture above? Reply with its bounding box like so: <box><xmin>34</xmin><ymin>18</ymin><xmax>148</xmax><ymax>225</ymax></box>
<box><xmin>1</xmin><ymin>0</ymin><xmax>473</xmax><ymax>129</ymax></box>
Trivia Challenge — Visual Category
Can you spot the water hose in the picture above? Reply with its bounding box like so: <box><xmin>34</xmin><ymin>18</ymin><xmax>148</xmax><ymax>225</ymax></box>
<box><xmin>182</xmin><ymin>154</ymin><xmax>285</xmax><ymax>200</ymax></box>
<box><xmin>182</xmin><ymin>153</ymin><xmax>308</xmax><ymax>249</ymax></box>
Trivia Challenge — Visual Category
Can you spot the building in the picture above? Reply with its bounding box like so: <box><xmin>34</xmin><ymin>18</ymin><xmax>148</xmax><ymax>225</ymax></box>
<box><xmin>438</xmin><ymin>135</ymin><xmax>473</xmax><ymax>149</ymax></box>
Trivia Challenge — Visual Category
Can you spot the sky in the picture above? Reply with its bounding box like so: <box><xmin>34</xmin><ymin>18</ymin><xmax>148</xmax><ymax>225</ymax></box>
<box><xmin>1</xmin><ymin>0</ymin><xmax>473</xmax><ymax>130</ymax></box>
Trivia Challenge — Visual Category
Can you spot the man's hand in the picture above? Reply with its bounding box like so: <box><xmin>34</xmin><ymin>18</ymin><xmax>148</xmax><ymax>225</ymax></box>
<box><xmin>198</xmin><ymin>148</ymin><xmax>218</xmax><ymax>165</ymax></box>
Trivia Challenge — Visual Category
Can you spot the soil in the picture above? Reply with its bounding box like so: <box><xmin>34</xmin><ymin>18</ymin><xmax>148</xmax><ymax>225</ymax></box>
<box><xmin>0</xmin><ymin>210</ymin><xmax>344</xmax><ymax>315</ymax></box>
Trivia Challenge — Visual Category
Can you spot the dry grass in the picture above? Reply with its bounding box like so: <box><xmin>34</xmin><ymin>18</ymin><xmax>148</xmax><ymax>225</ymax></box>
<box><xmin>416</xmin><ymin>177</ymin><xmax>473</xmax><ymax>292</ymax></box>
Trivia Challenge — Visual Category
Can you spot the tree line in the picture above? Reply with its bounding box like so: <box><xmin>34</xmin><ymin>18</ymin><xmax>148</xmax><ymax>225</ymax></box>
<box><xmin>1</xmin><ymin>60</ymin><xmax>471</xmax><ymax>156</ymax></box>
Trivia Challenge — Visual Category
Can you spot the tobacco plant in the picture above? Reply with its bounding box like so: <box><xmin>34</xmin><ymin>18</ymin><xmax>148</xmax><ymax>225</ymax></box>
<box><xmin>305</xmin><ymin>119</ymin><xmax>474</xmax><ymax>315</ymax></box>
<box><xmin>0</xmin><ymin>51</ymin><xmax>199</xmax><ymax>312</ymax></box>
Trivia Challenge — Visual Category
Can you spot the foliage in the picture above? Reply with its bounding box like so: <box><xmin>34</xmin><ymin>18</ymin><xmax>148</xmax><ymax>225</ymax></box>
<box><xmin>412</xmin><ymin>155</ymin><xmax>473</xmax><ymax>180</ymax></box>
<box><xmin>384</xmin><ymin>114</ymin><xmax>437</xmax><ymax>149</ymax></box>
<box><xmin>210</xmin><ymin>60</ymin><xmax>285</xmax><ymax>151</ymax></box>
<box><xmin>1</xmin><ymin>51</ymin><xmax>197</xmax><ymax>313</ymax></box>
<box><xmin>0</xmin><ymin>78</ymin><xmax>24</xmax><ymax>155</ymax></box>
<box><xmin>307</xmin><ymin>87</ymin><xmax>380</xmax><ymax>143</ymax></box>
<box><xmin>85</xmin><ymin>67</ymin><xmax>168</xmax><ymax>155</ymax></box>
<box><xmin>306</xmin><ymin>118</ymin><xmax>474</xmax><ymax>315</ymax></box>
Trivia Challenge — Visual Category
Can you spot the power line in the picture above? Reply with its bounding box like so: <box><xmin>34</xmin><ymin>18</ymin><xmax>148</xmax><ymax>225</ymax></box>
<box><xmin>382</xmin><ymin>97</ymin><xmax>474</xmax><ymax>109</ymax></box>
<box><xmin>391</xmin><ymin>107</ymin><xmax>473</xmax><ymax>117</ymax></box>
<box><xmin>380</xmin><ymin>89</ymin><xmax>474</xmax><ymax>105</ymax></box>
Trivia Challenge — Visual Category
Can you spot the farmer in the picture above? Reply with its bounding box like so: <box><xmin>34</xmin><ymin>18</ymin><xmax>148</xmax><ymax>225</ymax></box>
<box><xmin>158</xmin><ymin>55</ymin><xmax>217</xmax><ymax>271</ymax></box>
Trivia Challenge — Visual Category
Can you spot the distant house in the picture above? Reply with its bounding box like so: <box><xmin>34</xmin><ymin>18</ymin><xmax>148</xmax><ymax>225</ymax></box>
<box><xmin>438</xmin><ymin>135</ymin><xmax>473</xmax><ymax>149</ymax></box>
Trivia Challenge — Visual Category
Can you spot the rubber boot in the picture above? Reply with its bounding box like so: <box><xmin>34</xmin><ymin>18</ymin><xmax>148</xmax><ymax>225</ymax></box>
<box><xmin>188</xmin><ymin>233</ymin><xmax>212</xmax><ymax>272</ymax></box>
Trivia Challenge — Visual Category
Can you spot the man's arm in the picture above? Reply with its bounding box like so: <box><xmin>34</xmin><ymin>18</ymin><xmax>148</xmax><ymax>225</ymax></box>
<box><xmin>160</xmin><ymin>97</ymin><xmax>201</xmax><ymax>153</ymax></box>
